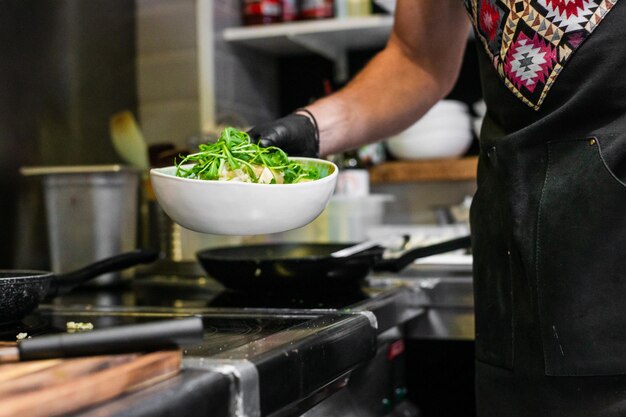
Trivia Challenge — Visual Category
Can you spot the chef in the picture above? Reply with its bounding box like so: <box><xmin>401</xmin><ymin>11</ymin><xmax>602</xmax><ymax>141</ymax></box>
<box><xmin>248</xmin><ymin>0</ymin><xmax>626</xmax><ymax>415</ymax></box>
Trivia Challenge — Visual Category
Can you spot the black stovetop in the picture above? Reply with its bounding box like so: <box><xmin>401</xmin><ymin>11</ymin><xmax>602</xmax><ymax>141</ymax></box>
<box><xmin>0</xmin><ymin>275</ymin><xmax>372</xmax><ymax>353</ymax></box>
<box><xmin>0</xmin><ymin>271</ymin><xmax>425</xmax><ymax>417</ymax></box>
<box><xmin>1</xmin><ymin>285</ymin><xmax>380</xmax><ymax>417</ymax></box>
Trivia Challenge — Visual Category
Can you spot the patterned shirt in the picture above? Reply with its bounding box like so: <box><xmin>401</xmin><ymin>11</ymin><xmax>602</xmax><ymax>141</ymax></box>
<box><xmin>464</xmin><ymin>0</ymin><xmax>620</xmax><ymax>110</ymax></box>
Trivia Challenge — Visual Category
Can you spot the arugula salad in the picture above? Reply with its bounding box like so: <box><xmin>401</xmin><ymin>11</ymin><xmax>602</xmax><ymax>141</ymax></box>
<box><xmin>175</xmin><ymin>127</ymin><xmax>327</xmax><ymax>184</ymax></box>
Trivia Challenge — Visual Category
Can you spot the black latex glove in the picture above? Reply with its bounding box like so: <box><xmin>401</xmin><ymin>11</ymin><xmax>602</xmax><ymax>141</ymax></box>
<box><xmin>247</xmin><ymin>112</ymin><xmax>319</xmax><ymax>157</ymax></box>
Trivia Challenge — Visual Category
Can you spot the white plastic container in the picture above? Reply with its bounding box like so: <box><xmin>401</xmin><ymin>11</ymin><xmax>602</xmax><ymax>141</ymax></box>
<box><xmin>335</xmin><ymin>169</ymin><xmax>370</xmax><ymax>197</ymax></box>
<box><xmin>274</xmin><ymin>194</ymin><xmax>395</xmax><ymax>243</ymax></box>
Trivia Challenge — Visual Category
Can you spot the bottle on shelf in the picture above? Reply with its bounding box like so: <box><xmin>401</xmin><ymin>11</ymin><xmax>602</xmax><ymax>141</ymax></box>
<box><xmin>348</xmin><ymin>0</ymin><xmax>372</xmax><ymax>16</ymax></box>
<box><xmin>242</xmin><ymin>0</ymin><xmax>283</xmax><ymax>26</ymax></box>
<box><xmin>281</xmin><ymin>0</ymin><xmax>298</xmax><ymax>22</ymax></box>
<box><xmin>335</xmin><ymin>0</ymin><xmax>372</xmax><ymax>17</ymax></box>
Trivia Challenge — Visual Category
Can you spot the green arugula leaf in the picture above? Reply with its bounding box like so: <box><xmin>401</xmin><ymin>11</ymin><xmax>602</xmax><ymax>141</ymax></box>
<box><xmin>175</xmin><ymin>127</ymin><xmax>324</xmax><ymax>184</ymax></box>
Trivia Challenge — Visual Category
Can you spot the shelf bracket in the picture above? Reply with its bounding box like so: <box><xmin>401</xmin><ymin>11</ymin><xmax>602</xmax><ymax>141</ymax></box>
<box><xmin>287</xmin><ymin>33</ymin><xmax>349</xmax><ymax>83</ymax></box>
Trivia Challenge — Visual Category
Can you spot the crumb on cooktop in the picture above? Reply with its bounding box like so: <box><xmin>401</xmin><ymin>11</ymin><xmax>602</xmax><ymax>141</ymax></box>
<box><xmin>66</xmin><ymin>322</ymin><xmax>94</xmax><ymax>332</ymax></box>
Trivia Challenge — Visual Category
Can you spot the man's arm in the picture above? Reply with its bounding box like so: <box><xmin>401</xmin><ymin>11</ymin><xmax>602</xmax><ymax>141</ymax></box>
<box><xmin>304</xmin><ymin>0</ymin><xmax>471</xmax><ymax>156</ymax></box>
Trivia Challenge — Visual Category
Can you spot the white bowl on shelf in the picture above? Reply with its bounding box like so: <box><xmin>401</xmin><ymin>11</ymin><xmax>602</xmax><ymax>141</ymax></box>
<box><xmin>386</xmin><ymin>130</ymin><xmax>473</xmax><ymax>160</ymax></box>
<box><xmin>402</xmin><ymin>114</ymin><xmax>471</xmax><ymax>132</ymax></box>
<box><xmin>150</xmin><ymin>157</ymin><xmax>338</xmax><ymax>235</ymax></box>
<box><xmin>385</xmin><ymin>100</ymin><xmax>473</xmax><ymax>160</ymax></box>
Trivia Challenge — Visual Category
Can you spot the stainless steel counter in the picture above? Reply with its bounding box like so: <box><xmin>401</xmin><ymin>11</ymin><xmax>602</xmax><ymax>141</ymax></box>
<box><xmin>369</xmin><ymin>263</ymin><xmax>474</xmax><ymax>341</ymax></box>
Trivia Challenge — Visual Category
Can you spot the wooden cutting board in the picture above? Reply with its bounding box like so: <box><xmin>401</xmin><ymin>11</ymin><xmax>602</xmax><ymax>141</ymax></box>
<box><xmin>0</xmin><ymin>343</ymin><xmax>181</xmax><ymax>417</ymax></box>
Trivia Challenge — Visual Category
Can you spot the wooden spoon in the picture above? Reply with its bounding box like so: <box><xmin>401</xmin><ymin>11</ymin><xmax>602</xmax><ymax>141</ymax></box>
<box><xmin>110</xmin><ymin>111</ymin><xmax>150</xmax><ymax>169</ymax></box>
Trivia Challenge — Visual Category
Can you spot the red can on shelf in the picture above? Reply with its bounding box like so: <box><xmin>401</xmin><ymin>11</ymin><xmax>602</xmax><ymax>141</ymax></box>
<box><xmin>242</xmin><ymin>0</ymin><xmax>282</xmax><ymax>25</ymax></box>
<box><xmin>300</xmin><ymin>0</ymin><xmax>334</xmax><ymax>19</ymax></box>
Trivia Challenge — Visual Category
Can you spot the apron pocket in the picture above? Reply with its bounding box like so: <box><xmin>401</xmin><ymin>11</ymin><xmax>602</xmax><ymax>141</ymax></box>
<box><xmin>536</xmin><ymin>137</ymin><xmax>626</xmax><ymax>376</ymax></box>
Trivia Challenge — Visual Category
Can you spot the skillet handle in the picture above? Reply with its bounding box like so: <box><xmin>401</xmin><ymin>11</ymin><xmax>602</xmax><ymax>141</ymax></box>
<box><xmin>46</xmin><ymin>249</ymin><xmax>160</xmax><ymax>298</ymax></box>
<box><xmin>372</xmin><ymin>235</ymin><xmax>472</xmax><ymax>273</ymax></box>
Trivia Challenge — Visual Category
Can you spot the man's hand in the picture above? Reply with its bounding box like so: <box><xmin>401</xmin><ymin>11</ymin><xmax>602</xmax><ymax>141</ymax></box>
<box><xmin>247</xmin><ymin>112</ymin><xmax>319</xmax><ymax>157</ymax></box>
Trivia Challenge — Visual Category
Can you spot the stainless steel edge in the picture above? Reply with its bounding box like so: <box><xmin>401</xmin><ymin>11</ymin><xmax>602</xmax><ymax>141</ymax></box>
<box><xmin>184</xmin><ymin>358</ymin><xmax>260</xmax><ymax>417</ymax></box>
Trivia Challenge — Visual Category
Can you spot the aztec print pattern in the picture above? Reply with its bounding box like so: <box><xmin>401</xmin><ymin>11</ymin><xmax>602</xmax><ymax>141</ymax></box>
<box><xmin>464</xmin><ymin>0</ymin><xmax>619</xmax><ymax>110</ymax></box>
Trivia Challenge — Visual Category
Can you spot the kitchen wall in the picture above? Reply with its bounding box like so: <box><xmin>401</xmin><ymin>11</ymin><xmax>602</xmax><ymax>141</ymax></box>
<box><xmin>136</xmin><ymin>0</ymin><xmax>201</xmax><ymax>146</ymax></box>
<box><xmin>1</xmin><ymin>0</ymin><xmax>281</xmax><ymax>268</ymax></box>
<box><xmin>1</xmin><ymin>0</ymin><xmax>137</xmax><ymax>268</ymax></box>
<box><xmin>136</xmin><ymin>0</ymin><xmax>280</xmax><ymax>149</ymax></box>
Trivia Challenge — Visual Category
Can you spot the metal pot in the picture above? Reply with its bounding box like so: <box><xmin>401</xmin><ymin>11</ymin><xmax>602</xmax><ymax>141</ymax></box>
<box><xmin>21</xmin><ymin>165</ymin><xmax>141</xmax><ymax>286</ymax></box>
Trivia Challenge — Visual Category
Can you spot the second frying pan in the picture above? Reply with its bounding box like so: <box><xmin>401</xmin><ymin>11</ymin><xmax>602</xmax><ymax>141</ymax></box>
<box><xmin>197</xmin><ymin>235</ymin><xmax>471</xmax><ymax>294</ymax></box>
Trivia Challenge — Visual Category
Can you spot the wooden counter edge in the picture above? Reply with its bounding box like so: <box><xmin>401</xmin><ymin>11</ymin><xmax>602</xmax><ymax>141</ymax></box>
<box><xmin>368</xmin><ymin>156</ymin><xmax>478</xmax><ymax>184</ymax></box>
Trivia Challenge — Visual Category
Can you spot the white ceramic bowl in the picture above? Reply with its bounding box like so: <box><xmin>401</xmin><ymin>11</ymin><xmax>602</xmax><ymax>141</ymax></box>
<box><xmin>386</xmin><ymin>128</ymin><xmax>473</xmax><ymax>160</ymax></box>
<box><xmin>385</xmin><ymin>100</ymin><xmax>473</xmax><ymax>160</ymax></box>
<box><xmin>402</xmin><ymin>114</ymin><xmax>471</xmax><ymax>132</ymax></box>
<box><xmin>150</xmin><ymin>157</ymin><xmax>338</xmax><ymax>235</ymax></box>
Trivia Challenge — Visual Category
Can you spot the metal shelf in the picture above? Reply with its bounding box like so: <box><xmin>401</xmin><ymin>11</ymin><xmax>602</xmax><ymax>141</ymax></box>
<box><xmin>222</xmin><ymin>15</ymin><xmax>393</xmax><ymax>81</ymax></box>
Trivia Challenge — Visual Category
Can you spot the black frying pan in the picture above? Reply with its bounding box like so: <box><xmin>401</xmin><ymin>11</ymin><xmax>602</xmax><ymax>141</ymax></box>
<box><xmin>197</xmin><ymin>235</ymin><xmax>471</xmax><ymax>294</ymax></box>
<box><xmin>0</xmin><ymin>249</ymin><xmax>158</xmax><ymax>324</ymax></box>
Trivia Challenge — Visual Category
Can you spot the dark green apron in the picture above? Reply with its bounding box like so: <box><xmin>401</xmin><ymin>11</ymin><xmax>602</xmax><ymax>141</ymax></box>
<box><xmin>465</xmin><ymin>0</ymin><xmax>626</xmax><ymax>414</ymax></box>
